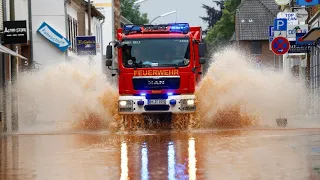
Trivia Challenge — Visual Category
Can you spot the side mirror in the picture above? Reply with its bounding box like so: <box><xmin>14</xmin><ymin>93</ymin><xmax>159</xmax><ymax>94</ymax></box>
<box><xmin>198</xmin><ymin>43</ymin><xmax>207</xmax><ymax>57</ymax></box>
<box><xmin>199</xmin><ymin>58</ymin><xmax>206</xmax><ymax>64</ymax></box>
<box><xmin>106</xmin><ymin>45</ymin><xmax>113</xmax><ymax>59</ymax></box>
<box><xmin>106</xmin><ymin>60</ymin><xmax>112</xmax><ymax>66</ymax></box>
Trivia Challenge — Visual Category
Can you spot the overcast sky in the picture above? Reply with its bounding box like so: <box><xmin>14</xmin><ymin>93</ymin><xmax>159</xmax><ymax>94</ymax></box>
<box><xmin>138</xmin><ymin>0</ymin><xmax>219</xmax><ymax>30</ymax></box>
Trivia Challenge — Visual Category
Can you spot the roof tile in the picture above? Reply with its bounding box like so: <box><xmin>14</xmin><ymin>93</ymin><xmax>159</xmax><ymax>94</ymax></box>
<box><xmin>236</xmin><ymin>0</ymin><xmax>279</xmax><ymax>40</ymax></box>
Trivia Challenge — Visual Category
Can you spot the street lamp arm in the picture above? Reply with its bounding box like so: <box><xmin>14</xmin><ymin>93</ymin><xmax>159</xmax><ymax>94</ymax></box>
<box><xmin>133</xmin><ymin>0</ymin><xmax>149</xmax><ymax>5</ymax></box>
<box><xmin>150</xmin><ymin>16</ymin><xmax>161</xmax><ymax>24</ymax></box>
<box><xmin>149</xmin><ymin>10</ymin><xmax>177</xmax><ymax>24</ymax></box>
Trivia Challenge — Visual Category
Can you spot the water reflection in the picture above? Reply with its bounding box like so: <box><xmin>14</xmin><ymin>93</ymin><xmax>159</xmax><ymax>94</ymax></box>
<box><xmin>119</xmin><ymin>133</ymin><xmax>198</xmax><ymax>179</ymax></box>
<box><xmin>188</xmin><ymin>138</ymin><xmax>196</xmax><ymax>180</ymax></box>
<box><xmin>1</xmin><ymin>129</ymin><xmax>320</xmax><ymax>179</ymax></box>
<box><xmin>141</xmin><ymin>142</ymin><xmax>149</xmax><ymax>180</ymax></box>
<box><xmin>168</xmin><ymin>141</ymin><xmax>175</xmax><ymax>179</ymax></box>
<box><xmin>120</xmin><ymin>141</ymin><xmax>128</xmax><ymax>180</ymax></box>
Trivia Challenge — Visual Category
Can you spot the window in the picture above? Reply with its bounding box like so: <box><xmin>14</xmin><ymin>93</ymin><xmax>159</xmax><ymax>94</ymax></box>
<box><xmin>67</xmin><ymin>14</ymin><xmax>78</xmax><ymax>52</ymax></box>
<box><xmin>251</xmin><ymin>41</ymin><xmax>262</xmax><ymax>55</ymax></box>
<box><xmin>121</xmin><ymin>38</ymin><xmax>190</xmax><ymax>68</ymax></box>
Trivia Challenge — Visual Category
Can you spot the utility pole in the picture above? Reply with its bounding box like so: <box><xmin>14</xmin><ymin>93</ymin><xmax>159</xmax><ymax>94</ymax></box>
<box><xmin>88</xmin><ymin>0</ymin><xmax>91</xmax><ymax>35</ymax></box>
<box><xmin>10</xmin><ymin>0</ymin><xmax>18</xmax><ymax>132</ymax></box>
<box><xmin>87</xmin><ymin>0</ymin><xmax>93</xmax><ymax>66</ymax></box>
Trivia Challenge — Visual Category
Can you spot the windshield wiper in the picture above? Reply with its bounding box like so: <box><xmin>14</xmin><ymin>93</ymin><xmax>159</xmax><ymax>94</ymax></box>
<box><xmin>135</xmin><ymin>62</ymin><xmax>152</xmax><ymax>68</ymax></box>
<box><xmin>159</xmin><ymin>64</ymin><xmax>179</xmax><ymax>69</ymax></box>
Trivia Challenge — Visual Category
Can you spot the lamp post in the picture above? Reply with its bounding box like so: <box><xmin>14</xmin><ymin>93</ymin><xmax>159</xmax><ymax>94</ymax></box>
<box><xmin>133</xmin><ymin>0</ymin><xmax>150</xmax><ymax>5</ymax></box>
<box><xmin>150</xmin><ymin>10</ymin><xmax>177</xmax><ymax>24</ymax></box>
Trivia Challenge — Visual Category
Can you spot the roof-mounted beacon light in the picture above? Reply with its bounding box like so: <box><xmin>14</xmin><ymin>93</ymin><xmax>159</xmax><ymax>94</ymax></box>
<box><xmin>123</xmin><ymin>23</ymin><xmax>190</xmax><ymax>34</ymax></box>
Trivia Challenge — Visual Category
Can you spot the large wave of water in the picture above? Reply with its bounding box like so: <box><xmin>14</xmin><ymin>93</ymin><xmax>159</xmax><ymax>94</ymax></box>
<box><xmin>14</xmin><ymin>47</ymin><xmax>320</xmax><ymax>133</ymax></box>
<box><xmin>196</xmin><ymin>47</ymin><xmax>313</xmax><ymax>129</ymax></box>
<box><xmin>17</xmin><ymin>56</ymin><xmax>119</xmax><ymax>132</ymax></box>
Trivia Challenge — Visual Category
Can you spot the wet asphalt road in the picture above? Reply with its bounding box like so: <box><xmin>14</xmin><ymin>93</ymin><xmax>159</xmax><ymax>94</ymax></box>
<box><xmin>1</xmin><ymin>128</ymin><xmax>320</xmax><ymax>180</ymax></box>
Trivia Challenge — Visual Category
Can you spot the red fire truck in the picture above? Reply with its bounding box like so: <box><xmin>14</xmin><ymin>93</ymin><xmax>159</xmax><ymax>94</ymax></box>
<box><xmin>105</xmin><ymin>23</ymin><xmax>206</xmax><ymax>120</ymax></box>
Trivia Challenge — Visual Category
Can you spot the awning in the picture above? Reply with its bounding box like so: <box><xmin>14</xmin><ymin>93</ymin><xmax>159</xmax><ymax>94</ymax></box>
<box><xmin>0</xmin><ymin>44</ymin><xmax>27</xmax><ymax>60</ymax></box>
<box><xmin>302</xmin><ymin>27</ymin><xmax>320</xmax><ymax>42</ymax></box>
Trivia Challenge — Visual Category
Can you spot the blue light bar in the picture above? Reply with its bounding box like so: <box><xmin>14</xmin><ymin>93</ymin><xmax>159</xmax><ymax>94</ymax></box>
<box><xmin>167</xmin><ymin>92</ymin><xmax>173</xmax><ymax>96</ymax></box>
<box><xmin>168</xmin><ymin>23</ymin><xmax>190</xmax><ymax>33</ymax></box>
<box><xmin>123</xmin><ymin>24</ymin><xmax>142</xmax><ymax>33</ymax></box>
<box><xmin>123</xmin><ymin>23</ymin><xmax>190</xmax><ymax>34</ymax></box>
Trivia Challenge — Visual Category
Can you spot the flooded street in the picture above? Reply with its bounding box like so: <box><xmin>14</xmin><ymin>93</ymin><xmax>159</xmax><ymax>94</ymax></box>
<box><xmin>1</xmin><ymin>128</ymin><xmax>320</xmax><ymax>180</ymax></box>
<box><xmin>1</xmin><ymin>0</ymin><xmax>320</xmax><ymax>179</ymax></box>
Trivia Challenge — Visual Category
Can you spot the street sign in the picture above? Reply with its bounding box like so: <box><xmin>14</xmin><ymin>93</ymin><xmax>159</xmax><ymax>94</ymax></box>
<box><xmin>269</xmin><ymin>26</ymin><xmax>274</xmax><ymax>37</ymax></box>
<box><xmin>287</xmin><ymin>24</ymin><xmax>308</xmax><ymax>39</ymax></box>
<box><xmin>269</xmin><ymin>37</ymin><xmax>274</xmax><ymax>50</ymax></box>
<box><xmin>277</xmin><ymin>12</ymin><xmax>298</xmax><ymax>25</ymax></box>
<box><xmin>76</xmin><ymin>36</ymin><xmax>96</xmax><ymax>56</ymax></box>
<box><xmin>274</xmin><ymin>0</ymin><xmax>291</xmax><ymax>5</ymax></box>
<box><xmin>274</xmin><ymin>18</ymin><xmax>288</xmax><ymax>31</ymax></box>
<box><xmin>295</xmin><ymin>9</ymin><xmax>308</xmax><ymax>22</ymax></box>
<box><xmin>296</xmin><ymin>33</ymin><xmax>314</xmax><ymax>46</ymax></box>
<box><xmin>37</xmin><ymin>22</ymin><xmax>71</xmax><ymax>52</ymax></box>
<box><xmin>271</xmin><ymin>37</ymin><xmax>290</xmax><ymax>55</ymax></box>
<box><xmin>288</xmin><ymin>41</ymin><xmax>311</xmax><ymax>53</ymax></box>
<box><xmin>296</xmin><ymin>0</ymin><xmax>319</xmax><ymax>6</ymax></box>
<box><xmin>3</xmin><ymin>20</ymin><xmax>27</xmax><ymax>44</ymax></box>
<box><xmin>274</xmin><ymin>31</ymin><xmax>287</xmax><ymax>37</ymax></box>
<box><xmin>269</xmin><ymin>37</ymin><xmax>274</xmax><ymax>42</ymax></box>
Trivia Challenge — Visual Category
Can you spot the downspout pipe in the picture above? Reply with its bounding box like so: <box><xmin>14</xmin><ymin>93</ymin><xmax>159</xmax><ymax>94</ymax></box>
<box><xmin>28</xmin><ymin>0</ymin><xmax>33</xmax><ymax>69</ymax></box>
<box><xmin>64</xmin><ymin>0</ymin><xmax>69</xmax><ymax>59</ymax></box>
<box><xmin>100</xmin><ymin>17</ymin><xmax>105</xmax><ymax>70</ymax></box>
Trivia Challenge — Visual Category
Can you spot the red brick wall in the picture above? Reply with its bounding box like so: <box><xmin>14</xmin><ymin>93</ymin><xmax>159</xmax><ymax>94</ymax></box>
<box><xmin>238</xmin><ymin>40</ymin><xmax>277</xmax><ymax>68</ymax></box>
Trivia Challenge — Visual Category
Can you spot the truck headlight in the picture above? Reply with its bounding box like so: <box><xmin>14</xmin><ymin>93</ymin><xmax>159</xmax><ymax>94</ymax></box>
<box><xmin>180</xmin><ymin>99</ymin><xmax>196</xmax><ymax>111</ymax></box>
<box><xmin>187</xmin><ymin>99</ymin><xmax>194</xmax><ymax>106</ymax></box>
<box><xmin>119</xmin><ymin>100</ymin><xmax>133</xmax><ymax>112</ymax></box>
<box><xmin>119</xmin><ymin>100</ymin><xmax>127</xmax><ymax>106</ymax></box>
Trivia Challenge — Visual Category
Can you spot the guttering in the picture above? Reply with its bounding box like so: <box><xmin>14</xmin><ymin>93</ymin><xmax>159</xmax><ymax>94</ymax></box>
<box><xmin>28</xmin><ymin>0</ymin><xmax>33</xmax><ymax>67</ymax></box>
<box><xmin>100</xmin><ymin>17</ymin><xmax>105</xmax><ymax>66</ymax></box>
<box><xmin>64</xmin><ymin>0</ymin><xmax>70</xmax><ymax>59</ymax></box>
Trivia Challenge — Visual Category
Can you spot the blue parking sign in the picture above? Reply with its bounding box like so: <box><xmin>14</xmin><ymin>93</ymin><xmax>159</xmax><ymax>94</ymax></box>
<box><xmin>274</xmin><ymin>18</ymin><xmax>287</xmax><ymax>31</ymax></box>
<box><xmin>269</xmin><ymin>26</ymin><xmax>274</xmax><ymax>37</ymax></box>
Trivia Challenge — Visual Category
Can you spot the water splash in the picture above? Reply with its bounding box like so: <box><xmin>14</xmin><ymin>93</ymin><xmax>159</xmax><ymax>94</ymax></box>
<box><xmin>17</xmin><ymin>57</ymin><xmax>119</xmax><ymax>132</ymax></box>
<box><xmin>196</xmin><ymin>46</ymin><xmax>312</xmax><ymax>128</ymax></box>
<box><xmin>15</xmin><ymin>47</ymin><xmax>320</xmax><ymax>133</ymax></box>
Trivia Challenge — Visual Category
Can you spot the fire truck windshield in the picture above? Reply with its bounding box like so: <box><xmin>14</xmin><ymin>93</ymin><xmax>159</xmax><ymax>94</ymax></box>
<box><xmin>121</xmin><ymin>38</ymin><xmax>190</xmax><ymax>68</ymax></box>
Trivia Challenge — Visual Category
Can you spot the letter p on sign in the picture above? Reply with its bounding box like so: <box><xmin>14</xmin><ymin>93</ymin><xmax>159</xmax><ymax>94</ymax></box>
<box><xmin>274</xmin><ymin>18</ymin><xmax>288</xmax><ymax>31</ymax></box>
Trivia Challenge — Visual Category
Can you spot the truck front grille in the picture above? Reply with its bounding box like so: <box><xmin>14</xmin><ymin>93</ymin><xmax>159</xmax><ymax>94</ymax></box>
<box><xmin>144</xmin><ymin>105</ymin><xmax>170</xmax><ymax>111</ymax></box>
<box><xmin>132</xmin><ymin>76</ymin><xmax>180</xmax><ymax>90</ymax></box>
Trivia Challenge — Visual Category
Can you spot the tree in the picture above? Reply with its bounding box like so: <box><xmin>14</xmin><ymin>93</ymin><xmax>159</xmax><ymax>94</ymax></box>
<box><xmin>120</xmin><ymin>0</ymin><xmax>149</xmax><ymax>24</ymax></box>
<box><xmin>200</xmin><ymin>1</ymin><xmax>224</xmax><ymax>31</ymax></box>
<box><xmin>204</xmin><ymin>0</ymin><xmax>241</xmax><ymax>49</ymax></box>
<box><xmin>200</xmin><ymin>4</ymin><xmax>221</xmax><ymax>30</ymax></box>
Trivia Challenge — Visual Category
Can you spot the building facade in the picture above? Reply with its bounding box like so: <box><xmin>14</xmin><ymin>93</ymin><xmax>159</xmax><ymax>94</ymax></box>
<box><xmin>302</xmin><ymin>5</ymin><xmax>320</xmax><ymax>114</ymax></box>
<box><xmin>233</xmin><ymin>0</ymin><xmax>280</xmax><ymax>69</ymax></box>
<box><xmin>27</xmin><ymin>0</ymin><xmax>104</xmax><ymax>67</ymax></box>
<box><xmin>65</xmin><ymin>0</ymin><xmax>104</xmax><ymax>61</ymax></box>
<box><xmin>0</xmin><ymin>0</ymin><xmax>106</xmax><ymax>132</ymax></box>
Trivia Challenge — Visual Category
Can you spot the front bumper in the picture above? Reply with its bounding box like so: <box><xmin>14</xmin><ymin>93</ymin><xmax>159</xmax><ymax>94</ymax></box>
<box><xmin>118</xmin><ymin>95</ymin><xmax>196</xmax><ymax>114</ymax></box>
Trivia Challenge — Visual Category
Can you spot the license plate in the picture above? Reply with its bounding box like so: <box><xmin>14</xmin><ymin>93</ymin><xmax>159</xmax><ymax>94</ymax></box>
<box><xmin>148</xmin><ymin>99</ymin><xmax>166</xmax><ymax>105</ymax></box>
